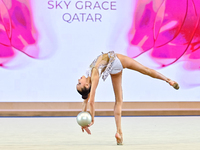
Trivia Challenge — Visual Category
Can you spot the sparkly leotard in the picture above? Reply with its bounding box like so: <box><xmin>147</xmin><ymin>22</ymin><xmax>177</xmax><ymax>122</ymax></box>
<box><xmin>86</xmin><ymin>51</ymin><xmax>123</xmax><ymax>81</ymax></box>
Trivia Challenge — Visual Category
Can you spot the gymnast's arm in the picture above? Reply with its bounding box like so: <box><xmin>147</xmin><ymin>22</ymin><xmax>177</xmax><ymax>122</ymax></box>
<box><xmin>88</xmin><ymin>70</ymin><xmax>99</xmax><ymax>126</ymax></box>
<box><xmin>81</xmin><ymin>95</ymin><xmax>92</xmax><ymax>134</ymax></box>
<box><xmin>82</xmin><ymin>95</ymin><xmax>90</xmax><ymax>111</ymax></box>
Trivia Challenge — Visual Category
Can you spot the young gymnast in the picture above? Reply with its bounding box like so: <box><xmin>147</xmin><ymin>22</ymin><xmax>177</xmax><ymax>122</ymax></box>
<box><xmin>76</xmin><ymin>51</ymin><xmax>179</xmax><ymax>145</ymax></box>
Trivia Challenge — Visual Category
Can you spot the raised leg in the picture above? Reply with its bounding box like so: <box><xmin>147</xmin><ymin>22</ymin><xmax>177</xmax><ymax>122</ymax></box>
<box><xmin>117</xmin><ymin>54</ymin><xmax>179</xmax><ymax>90</ymax></box>
<box><xmin>111</xmin><ymin>71</ymin><xmax>123</xmax><ymax>145</ymax></box>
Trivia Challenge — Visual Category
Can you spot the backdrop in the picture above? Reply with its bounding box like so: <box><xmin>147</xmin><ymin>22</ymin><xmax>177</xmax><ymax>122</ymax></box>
<box><xmin>0</xmin><ymin>0</ymin><xmax>200</xmax><ymax>102</ymax></box>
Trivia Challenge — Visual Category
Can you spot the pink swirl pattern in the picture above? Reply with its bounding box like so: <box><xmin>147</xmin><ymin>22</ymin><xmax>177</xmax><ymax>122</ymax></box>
<box><xmin>0</xmin><ymin>0</ymin><xmax>38</xmax><ymax>67</ymax></box>
<box><xmin>128</xmin><ymin>0</ymin><xmax>200</xmax><ymax>70</ymax></box>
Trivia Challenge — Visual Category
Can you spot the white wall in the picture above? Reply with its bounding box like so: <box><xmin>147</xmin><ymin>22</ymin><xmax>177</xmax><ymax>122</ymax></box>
<box><xmin>0</xmin><ymin>0</ymin><xmax>200</xmax><ymax>102</ymax></box>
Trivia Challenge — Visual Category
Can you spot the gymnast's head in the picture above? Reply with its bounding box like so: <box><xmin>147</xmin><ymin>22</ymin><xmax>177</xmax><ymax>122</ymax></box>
<box><xmin>76</xmin><ymin>75</ymin><xmax>91</xmax><ymax>99</ymax></box>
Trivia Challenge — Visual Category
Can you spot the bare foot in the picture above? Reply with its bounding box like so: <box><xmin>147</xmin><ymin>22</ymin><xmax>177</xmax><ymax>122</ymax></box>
<box><xmin>168</xmin><ymin>80</ymin><xmax>179</xmax><ymax>90</ymax></box>
<box><xmin>115</xmin><ymin>133</ymin><xmax>123</xmax><ymax>145</ymax></box>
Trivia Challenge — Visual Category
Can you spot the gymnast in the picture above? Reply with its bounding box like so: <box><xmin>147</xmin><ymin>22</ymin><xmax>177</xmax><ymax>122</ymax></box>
<box><xmin>76</xmin><ymin>51</ymin><xmax>179</xmax><ymax>145</ymax></box>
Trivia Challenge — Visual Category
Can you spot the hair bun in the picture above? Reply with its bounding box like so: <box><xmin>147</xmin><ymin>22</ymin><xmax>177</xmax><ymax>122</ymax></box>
<box><xmin>82</xmin><ymin>95</ymin><xmax>88</xmax><ymax>99</ymax></box>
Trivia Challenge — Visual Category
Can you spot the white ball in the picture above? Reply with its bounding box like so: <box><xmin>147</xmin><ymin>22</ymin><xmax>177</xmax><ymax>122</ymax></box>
<box><xmin>76</xmin><ymin>111</ymin><xmax>92</xmax><ymax>127</ymax></box>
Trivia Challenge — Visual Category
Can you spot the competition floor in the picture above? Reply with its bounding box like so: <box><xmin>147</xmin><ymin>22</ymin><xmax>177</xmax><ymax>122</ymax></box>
<box><xmin>0</xmin><ymin>116</ymin><xmax>199</xmax><ymax>150</ymax></box>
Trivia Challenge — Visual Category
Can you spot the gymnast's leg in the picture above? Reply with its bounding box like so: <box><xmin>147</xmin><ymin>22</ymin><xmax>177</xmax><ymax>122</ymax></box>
<box><xmin>111</xmin><ymin>71</ymin><xmax>123</xmax><ymax>145</ymax></box>
<box><xmin>117</xmin><ymin>54</ymin><xmax>179</xmax><ymax>89</ymax></box>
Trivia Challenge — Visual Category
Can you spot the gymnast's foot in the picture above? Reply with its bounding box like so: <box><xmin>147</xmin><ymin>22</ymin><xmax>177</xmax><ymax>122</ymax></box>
<box><xmin>115</xmin><ymin>133</ymin><xmax>123</xmax><ymax>145</ymax></box>
<box><xmin>168</xmin><ymin>80</ymin><xmax>179</xmax><ymax>90</ymax></box>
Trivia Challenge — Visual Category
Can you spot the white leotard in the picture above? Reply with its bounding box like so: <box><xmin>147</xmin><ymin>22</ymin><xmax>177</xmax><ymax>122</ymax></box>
<box><xmin>86</xmin><ymin>51</ymin><xmax>123</xmax><ymax>81</ymax></box>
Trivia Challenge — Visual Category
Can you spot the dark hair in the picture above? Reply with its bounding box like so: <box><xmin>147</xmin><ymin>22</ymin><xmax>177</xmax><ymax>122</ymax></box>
<box><xmin>77</xmin><ymin>86</ymin><xmax>91</xmax><ymax>99</ymax></box>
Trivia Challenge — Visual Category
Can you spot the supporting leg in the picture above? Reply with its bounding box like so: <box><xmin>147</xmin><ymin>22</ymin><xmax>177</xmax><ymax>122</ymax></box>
<box><xmin>111</xmin><ymin>72</ymin><xmax>123</xmax><ymax>145</ymax></box>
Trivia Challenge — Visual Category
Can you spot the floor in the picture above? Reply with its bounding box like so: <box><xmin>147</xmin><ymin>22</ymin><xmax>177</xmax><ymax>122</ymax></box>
<box><xmin>0</xmin><ymin>116</ymin><xmax>199</xmax><ymax>150</ymax></box>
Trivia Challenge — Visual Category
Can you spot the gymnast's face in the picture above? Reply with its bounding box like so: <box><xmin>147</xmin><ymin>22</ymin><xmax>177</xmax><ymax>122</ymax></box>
<box><xmin>76</xmin><ymin>75</ymin><xmax>88</xmax><ymax>91</ymax></box>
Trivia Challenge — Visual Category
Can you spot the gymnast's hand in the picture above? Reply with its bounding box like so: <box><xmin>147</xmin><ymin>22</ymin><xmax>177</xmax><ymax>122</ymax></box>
<box><xmin>81</xmin><ymin>126</ymin><xmax>91</xmax><ymax>135</ymax></box>
<box><xmin>81</xmin><ymin>120</ymin><xmax>94</xmax><ymax>135</ymax></box>
<box><xmin>88</xmin><ymin>119</ymin><xmax>94</xmax><ymax>127</ymax></box>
